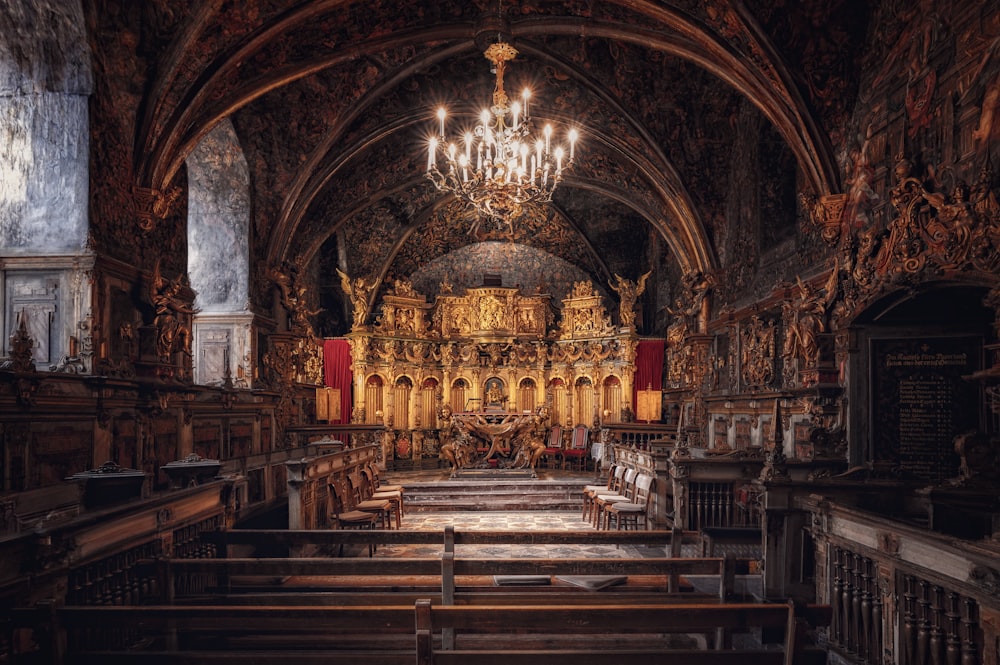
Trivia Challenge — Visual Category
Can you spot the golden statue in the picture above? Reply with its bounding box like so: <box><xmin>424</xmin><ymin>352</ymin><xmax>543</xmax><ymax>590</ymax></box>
<box><xmin>337</xmin><ymin>269</ymin><xmax>374</xmax><ymax>329</ymax></box>
<box><xmin>609</xmin><ymin>270</ymin><xmax>651</xmax><ymax>328</ymax></box>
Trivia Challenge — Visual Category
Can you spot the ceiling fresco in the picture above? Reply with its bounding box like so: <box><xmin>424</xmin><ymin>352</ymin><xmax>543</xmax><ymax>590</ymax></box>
<box><xmin>87</xmin><ymin>0</ymin><xmax>873</xmax><ymax>336</ymax></box>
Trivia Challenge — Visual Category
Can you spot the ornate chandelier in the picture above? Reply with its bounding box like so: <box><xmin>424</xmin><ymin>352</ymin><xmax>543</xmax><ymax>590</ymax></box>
<box><xmin>426</xmin><ymin>41</ymin><xmax>579</xmax><ymax>232</ymax></box>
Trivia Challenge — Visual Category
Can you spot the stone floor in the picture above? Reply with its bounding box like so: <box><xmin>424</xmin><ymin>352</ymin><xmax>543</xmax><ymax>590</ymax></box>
<box><xmin>372</xmin><ymin>509</ymin><xmax>676</xmax><ymax>559</ymax></box>
<box><xmin>366</xmin><ymin>469</ymin><xmax>763</xmax><ymax>599</ymax></box>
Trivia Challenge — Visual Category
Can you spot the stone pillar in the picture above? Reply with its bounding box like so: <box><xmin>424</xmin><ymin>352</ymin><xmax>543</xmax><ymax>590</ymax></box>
<box><xmin>192</xmin><ymin>312</ymin><xmax>256</xmax><ymax>387</ymax></box>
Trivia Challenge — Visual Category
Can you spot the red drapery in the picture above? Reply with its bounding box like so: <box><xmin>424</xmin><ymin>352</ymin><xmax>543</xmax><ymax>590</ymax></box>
<box><xmin>633</xmin><ymin>339</ymin><xmax>665</xmax><ymax>406</ymax></box>
<box><xmin>323</xmin><ymin>339</ymin><xmax>353</xmax><ymax>424</ymax></box>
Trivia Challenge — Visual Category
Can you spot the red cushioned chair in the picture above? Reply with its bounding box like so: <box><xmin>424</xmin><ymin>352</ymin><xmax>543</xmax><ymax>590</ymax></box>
<box><xmin>561</xmin><ymin>425</ymin><xmax>590</xmax><ymax>471</ymax></box>
<box><xmin>543</xmin><ymin>425</ymin><xmax>563</xmax><ymax>469</ymax></box>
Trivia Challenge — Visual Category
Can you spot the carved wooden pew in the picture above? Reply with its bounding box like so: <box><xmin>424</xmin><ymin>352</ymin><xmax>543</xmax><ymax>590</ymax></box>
<box><xmin>416</xmin><ymin>600</ymin><xmax>832</xmax><ymax>665</ymax></box>
<box><xmin>8</xmin><ymin>600</ymin><xmax>831</xmax><ymax>664</ymax></box>
<box><xmin>171</xmin><ymin>527</ymin><xmax>747</xmax><ymax>602</ymax></box>
<box><xmin>149</xmin><ymin>554</ymin><xmax>750</xmax><ymax>602</ymax></box>
<box><xmin>8</xmin><ymin>603</ymin><xmax>417</xmax><ymax>664</ymax></box>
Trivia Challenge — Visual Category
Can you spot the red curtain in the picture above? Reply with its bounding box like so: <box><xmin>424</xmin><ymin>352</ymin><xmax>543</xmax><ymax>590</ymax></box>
<box><xmin>323</xmin><ymin>339</ymin><xmax>353</xmax><ymax>424</ymax></box>
<box><xmin>633</xmin><ymin>339</ymin><xmax>665</xmax><ymax>406</ymax></box>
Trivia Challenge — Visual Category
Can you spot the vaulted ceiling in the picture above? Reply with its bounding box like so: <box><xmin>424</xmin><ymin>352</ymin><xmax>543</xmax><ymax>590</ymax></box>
<box><xmin>89</xmin><ymin>0</ymin><xmax>871</xmax><ymax>335</ymax></box>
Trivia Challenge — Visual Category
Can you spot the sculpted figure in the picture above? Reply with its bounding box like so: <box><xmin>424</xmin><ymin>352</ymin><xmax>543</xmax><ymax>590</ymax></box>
<box><xmin>609</xmin><ymin>270</ymin><xmax>651</xmax><ymax>328</ymax></box>
<box><xmin>151</xmin><ymin>259</ymin><xmax>195</xmax><ymax>359</ymax></box>
<box><xmin>485</xmin><ymin>379</ymin><xmax>505</xmax><ymax>407</ymax></box>
<box><xmin>337</xmin><ymin>269</ymin><xmax>374</xmax><ymax>328</ymax></box>
<box><xmin>783</xmin><ymin>263</ymin><xmax>838</xmax><ymax>369</ymax></box>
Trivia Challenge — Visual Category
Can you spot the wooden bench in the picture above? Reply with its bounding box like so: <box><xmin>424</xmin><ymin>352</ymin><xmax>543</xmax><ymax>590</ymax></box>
<box><xmin>700</xmin><ymin>526</ymin><xmax>763</xmax><ymax>557</ymax></box>
<box><xmin>8</xmin><ymin>603</ymin><xmax>416</xmax><ymax>664</ymax></box>
<box><xmin>416</xmin><ymin>600</ymin><xmax>831</xmax><ymax>664</ymax></box>
<box><xmin>6</xmin><ymin>599</ymin><xmax>830</xmax><ymax>664</ymax></box>
<box><xmin>156</xmin><ymin>525</ymin><xmax>753</xmax><ymax>601</ymax></box>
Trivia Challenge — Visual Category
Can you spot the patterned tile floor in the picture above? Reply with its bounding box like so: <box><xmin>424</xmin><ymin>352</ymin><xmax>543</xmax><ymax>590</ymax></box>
<box><xmin>362</xmin><ymin>509</ymin><xmax>760</xmax><ymax>598</ymax></box>
<box><xmin>372</xmin><ymin>510</ymin><xmax>677</xmax><ymax>559</ymax></box>
<box><xmin>374</xmin><ymin>469</ymin><xmax>689</xmax><ymax>559</ymax></box>
<box><xmin>363</xmin><ymin>471</ymin><xmax>763</xmax><ymax>597</ymax></box>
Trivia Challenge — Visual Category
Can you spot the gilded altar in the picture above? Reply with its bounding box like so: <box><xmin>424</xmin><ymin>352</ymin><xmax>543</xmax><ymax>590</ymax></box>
<box><xmin>343</xmin><ymin>278</ymin><xmax>643</xmax><ymax>466</ymax></box>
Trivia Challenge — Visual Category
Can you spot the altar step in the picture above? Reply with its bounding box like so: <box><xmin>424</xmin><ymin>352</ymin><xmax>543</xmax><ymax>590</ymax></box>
<box><xmin>397</xmin><ymin>477</ymin><xmax>593</xmax><ymax>512</ymax></box>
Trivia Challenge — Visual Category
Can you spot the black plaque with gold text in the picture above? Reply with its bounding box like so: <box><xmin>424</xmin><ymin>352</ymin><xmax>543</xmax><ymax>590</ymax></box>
<box><xmin>871</xmin><ymin>337</ymin><xmax>980</xmax><ymax>482</ymax></box>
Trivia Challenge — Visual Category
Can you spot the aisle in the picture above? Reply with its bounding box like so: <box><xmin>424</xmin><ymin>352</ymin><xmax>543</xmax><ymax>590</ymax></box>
<box><xmin>371</xmin><ymin>509</ymin><xmax>683</xmax><ymax>559</ymax></box>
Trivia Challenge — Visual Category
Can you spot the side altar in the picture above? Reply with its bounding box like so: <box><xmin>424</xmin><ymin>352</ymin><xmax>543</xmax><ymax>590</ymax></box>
<box><xmin>339</xmin><ymin>276</ymin><xmax>652</xmax><ymax>470</ymax></box>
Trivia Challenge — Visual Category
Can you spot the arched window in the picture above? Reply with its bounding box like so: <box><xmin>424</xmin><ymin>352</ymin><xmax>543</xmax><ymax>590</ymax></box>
<box><xmin>549</xmin><ymin>378</ymin><xmax>567</xmax><ymax>427</ymax></box>
<box><xmin>517</xmin><ymin>378</ymin><xmax>536</xmax><ymax>413</ymax></box>
<box><xmin>365</xmin><ymin>375</ymin><xmax>384</xmax><ymax>425</ymax></box>
<box><xmin>602</xmin><ymin>376</ymin><xmax>622</xmax><ymax>423</ymax></box>
<box><xmin>575</xmin><ymin>376</ymin><xmax>595</xmax><ymax>427</ymax></box>
<box><xmin>420</xmin><ymin>377</ymin><xmax>439</xmax><ymax>429</ymax></box>
<box><xmin>451</xmin><ymin>378</ymin><xmax>468</xmax><ymax>413</ymax></box>
<box><xmin>394</xmin><ymin>376</ymin><xmax>413</xmax><ymax>429</ymax></box>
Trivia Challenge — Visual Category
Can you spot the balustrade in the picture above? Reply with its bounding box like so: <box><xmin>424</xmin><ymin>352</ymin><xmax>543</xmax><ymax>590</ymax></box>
<box><xmin>829</xmin><ymin>546</ymin><xmax>883</xmax><ymax>663</ymax></box>
<box><xmin>689</xmin><ymin>481</ymin><xmax>761</xmax><ymax>530</ymax></box>
<box><xmin>804</xmin><ymin>495</ymin><xmax>994</xmax><ymax>665</ymax></box>
<box><xmin>898</xmin><ymin>573</ymin><xmax>978</xmax><ymax>665</ymax></box>
<box><xmin>605</xmin><ymin>423</ymin><xmax>674</xmax><ymax>451</ymax></box>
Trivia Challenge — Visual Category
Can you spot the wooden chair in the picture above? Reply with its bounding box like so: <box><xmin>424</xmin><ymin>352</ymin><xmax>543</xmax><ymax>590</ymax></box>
<box><xmin>327</xmin><ymin>480</ymin><xmax>378</xmax><ymax>556</ymax></box>
<box><xmin>365</xmin><ymin>462</ymin><xmax>404</xmax><ymax>494</ymax></box>
<box><xmin>606</xmin><ymin>473</ymin><xmax>654</xmax><ymax>530</ymax></box>
<box><xmin>592</xmin><ymin>467</ymin><xmax>637</xmax><ymax>529</ymax></box>
<box><xmin>361</xmin><ymin>467</ymin><xmax>402</xmax><ymax>528</ymax></box>
<box><xmin>581</xmin><ymin>463</ymin><xmax>620</xmax><ymax>523</ymax></box>
<box><xmin>561</xmin><ymin>425</ymin><xmax>589</xmax><ymax>471</ymax></box>
<box><xmin>542</xmin><ymin>425</ymin><xmax>563</xmax><ymax>469</ymax></box>
<box><xmin>347</xmin><ymin>471</ymin><xmax>393</xmax><ymax>530</ymax></box>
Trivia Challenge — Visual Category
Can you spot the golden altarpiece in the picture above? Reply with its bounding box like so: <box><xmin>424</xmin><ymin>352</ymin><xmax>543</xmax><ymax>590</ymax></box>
<box><xmin>343</xmin><ymin>278</ymin><xmax>641</xmax><ymax>470</ymax></box>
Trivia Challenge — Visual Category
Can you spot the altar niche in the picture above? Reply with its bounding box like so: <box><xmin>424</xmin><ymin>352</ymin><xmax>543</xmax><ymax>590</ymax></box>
<box><xmin>483</xmin><ymin>377</ymin><xmax>506</xmax><ymax>411</ymax></box>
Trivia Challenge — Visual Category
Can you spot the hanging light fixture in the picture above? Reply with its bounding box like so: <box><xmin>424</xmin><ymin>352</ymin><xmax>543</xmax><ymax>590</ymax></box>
<box><xmin>426</xmin><ymin>41</ymin><xmax>579</xmax><ymax>233</ymax></box>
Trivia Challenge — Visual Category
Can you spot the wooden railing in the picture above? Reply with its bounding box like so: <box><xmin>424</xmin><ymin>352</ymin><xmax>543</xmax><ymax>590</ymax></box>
<box><xmin>605</xmin><ymin>423</ymin><xmax>675</xmax><ymax>451</ymax></box>
<box><xmin>689</xmin><ymin>481</ymin><xmax>761</xmax><ymax>530</ymax></box>
<box><xmin>283</xmin><ymin>423</ymin><xmax>384</xmax><ymax>450</ymax></box>
<box><xmin>800</xmin><ymin>494</ymin><xmax>997</xmax><ymax>665</ymax></box>
<box><xmin>829</xmin><ymin>543</ymin><xmax>982</xmax><ymax>665</ymax></box>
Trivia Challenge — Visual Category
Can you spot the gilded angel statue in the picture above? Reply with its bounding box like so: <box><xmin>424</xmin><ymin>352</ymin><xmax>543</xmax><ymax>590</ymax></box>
<box><xmin>337</xmin><ymin>269</ymin><xmax>374</xmax><ymax>329</ymax></box>
<box><xmin>609</xmin><ymin>270</ymin><xmax>652</xmax><ymax>328</ymax></box>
